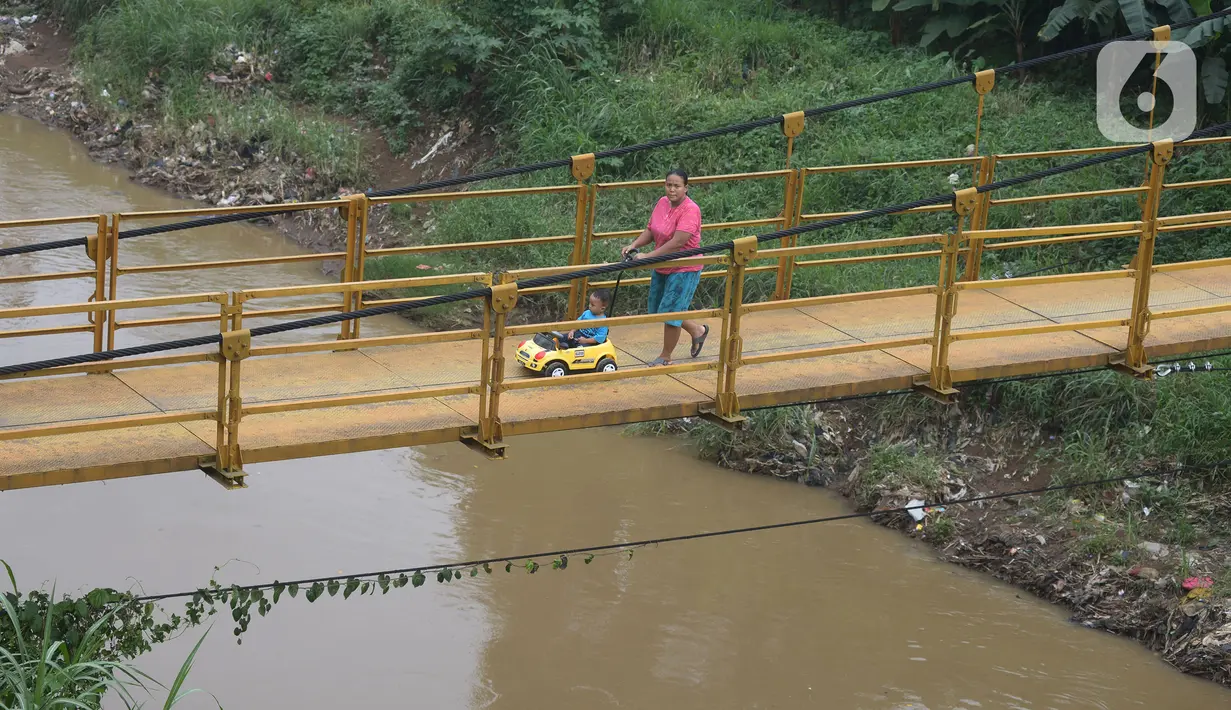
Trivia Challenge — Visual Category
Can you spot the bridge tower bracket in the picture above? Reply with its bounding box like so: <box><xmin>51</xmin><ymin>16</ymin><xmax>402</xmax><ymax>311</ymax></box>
<box><xmin>1110</xmin><ymin>358</ymin><xmax>1156</xmax><ymax>380</ymax></box>
<box><xmin>198</xmin><ymin>456</ymin><xmax>249</xmax><ymax>490</ymax></box>
<box><xmin>912</xmin><ymin>376</ymin><xmax>961</xmax><ymax>405</ymax></box>
<box><xmin>461</xmin><ymin>429</ymin><xmax>508</xmax><ymax>460</ymax></box>
<box><xmin>699</xmin><ymin>406</ymin><xmax>748</xmax><ymax>432</ymax></box>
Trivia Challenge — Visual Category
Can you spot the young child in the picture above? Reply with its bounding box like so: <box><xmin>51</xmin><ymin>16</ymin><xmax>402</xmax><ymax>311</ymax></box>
<box><xmin>567</xmin><ymin>288</ymin><xmax>611</xmax><ymax>346</ymax></box>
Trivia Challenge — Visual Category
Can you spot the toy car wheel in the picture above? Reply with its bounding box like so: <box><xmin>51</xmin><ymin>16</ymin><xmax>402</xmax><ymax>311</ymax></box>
<box><xmin>544</xmin><ymin>362</ymin><xmax>568</xmax><ymax>378</ymax></box>
<box><xmin>597</xmin><ymin>356</ymin><xmax>617</xmax><ymax>373</ymax></box>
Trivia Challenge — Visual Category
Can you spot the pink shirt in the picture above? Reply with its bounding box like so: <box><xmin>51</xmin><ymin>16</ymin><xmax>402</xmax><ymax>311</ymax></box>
<box><xmin>646</xmin><ymin>196</ymin><xmax>702</xmax><ymax>274</ymax></box>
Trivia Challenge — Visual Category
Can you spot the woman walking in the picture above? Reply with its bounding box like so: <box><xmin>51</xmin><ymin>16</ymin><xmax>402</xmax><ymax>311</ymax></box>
<box><xmin>621</xmin><ymin>169</ymin><xmax>709</xmax><ymax>366</ymax></box>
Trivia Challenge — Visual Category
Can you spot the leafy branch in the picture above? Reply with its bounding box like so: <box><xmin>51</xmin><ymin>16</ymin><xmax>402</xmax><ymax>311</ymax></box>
<box><xmin>178</xmin><ymin>546</ymin><xmax>646</xmax><ymax>643</ymax></box>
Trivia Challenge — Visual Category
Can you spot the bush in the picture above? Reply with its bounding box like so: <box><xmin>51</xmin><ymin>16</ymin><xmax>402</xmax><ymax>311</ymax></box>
<box><xmin>0</xmin><ymin>562</ymin><xmax>208</xmax><ymax>709</ymax></box>
<box><xmin>852</xmin><ymin>443</ymin><xmax>944</xmax><ymax>509</ymax></box>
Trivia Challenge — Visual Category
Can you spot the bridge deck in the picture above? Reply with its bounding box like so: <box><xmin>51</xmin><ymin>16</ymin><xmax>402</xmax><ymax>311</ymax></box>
<box><xmin>5</xmin><ymin>264</ymin><xmax>1231</xmax><ymax>490</ymax></box>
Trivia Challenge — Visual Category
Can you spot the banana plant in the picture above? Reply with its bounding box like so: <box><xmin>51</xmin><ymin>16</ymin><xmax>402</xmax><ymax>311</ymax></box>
<box><xmin>872</xmin><ymin>0</ymin><xmax>1049</xmax><ymax>64</ymax></box>
<box><xmin>1041</xmin><ymin>0</ymin><xmax>1228</xmax><ymax>105</ymax></box>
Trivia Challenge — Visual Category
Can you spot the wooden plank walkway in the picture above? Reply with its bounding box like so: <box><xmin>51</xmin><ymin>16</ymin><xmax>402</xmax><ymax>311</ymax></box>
<box><xmin>5</xmin><ymin>264</ymin><xmax>1231</xmax><ymax>491</ymax></box>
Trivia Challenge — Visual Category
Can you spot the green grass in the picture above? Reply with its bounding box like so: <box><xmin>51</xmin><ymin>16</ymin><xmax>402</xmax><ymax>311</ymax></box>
<box><xmin>851</xmin><ymin>443</ymin><xmax>944</xmax><ymax>509</ymax></box>
<box><xmin>1074</xmin><ymin>517</ymin><xmax>1127</xmax><ymax>558</ymax></box>
<box><xmin>54</xmin><ymin>0</ymin><xmax>1231</xmax><ymax>287</ymax></box>
<box><xmin>375</xmin><ymin>0</ymin><xmax>1231</xmax><ymax>296</ymax></box>
<box><xmin>927</xmin><ymin>514</ymin><xmax>956</xmax><ymax>544</ymax></box>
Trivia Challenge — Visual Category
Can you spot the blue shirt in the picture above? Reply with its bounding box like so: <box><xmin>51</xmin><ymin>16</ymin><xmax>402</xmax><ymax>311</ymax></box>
<box><xmin>576</xmin><ymin>309</ymin><xmax>608</xmax><ymax>344</ymax></box>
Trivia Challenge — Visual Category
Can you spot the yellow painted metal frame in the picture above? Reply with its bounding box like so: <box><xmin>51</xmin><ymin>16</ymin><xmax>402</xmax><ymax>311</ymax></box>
<box><xmin>0</xmin><ymin>292</ymin><xmax>226</xmax><ymax>354</ymax></box>
<box><xmin>10</xmin><ymin>124</ymin><xmax>1231</xmax><ymax>487</ymax></box>
<box><xmin>1</xmin><ymin>214</ymin><xmax>111</xmax><ymax>349</ymax></box>
<box><xmin>10</xmin><ymin>130</ymin><xmax>1224</xmax><ymax>363</ymax></box>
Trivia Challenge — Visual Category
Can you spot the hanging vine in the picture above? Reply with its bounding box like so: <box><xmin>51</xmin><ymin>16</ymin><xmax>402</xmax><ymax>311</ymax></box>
<box><xmin>178</xmin><ymin>547</ymin><xmax>640</xmax><ymax>643</ymax></box>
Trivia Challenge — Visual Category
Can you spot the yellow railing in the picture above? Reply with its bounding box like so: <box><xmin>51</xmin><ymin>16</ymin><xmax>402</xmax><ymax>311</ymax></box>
<box><xmin>7</xmin><ymin>130</ymin><xmax>1231</xmax><ymax>354</ymax></box>
<box><xmin>6</xmin><ymin>94</ymin><xmax>1231</xmax><ymax>485</ymax></box>
<box><xmin>4</xmin><ymin>139</ymin><xmax>1230</xmax><ymax>482</ymax></box>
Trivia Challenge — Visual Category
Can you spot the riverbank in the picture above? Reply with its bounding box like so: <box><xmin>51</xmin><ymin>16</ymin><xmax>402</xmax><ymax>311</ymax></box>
<box><xmin>0</xmin><ymin>14</ymin><xmax>495</xmax><ymax>265</ymax></box>
<box><xmin>635</xmin><ymin>390</ymin><xmax>1231</xmax><ymax>686</ymax></box>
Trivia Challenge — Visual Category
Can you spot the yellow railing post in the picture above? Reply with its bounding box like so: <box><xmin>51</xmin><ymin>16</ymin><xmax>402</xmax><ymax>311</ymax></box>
<box><xmin>773</xmin><ymin>112</ymin><xmax>806</xmax><ymax>300</ymax></box>
<box><xmin>1121</xmin><ymin>139</ymin><xmax>1172</xmax><ymax>376</ymax></box>
<box><xmin>971</xmin><ymin>69</ymin><xmax>995</xmax><ymax>158</ymax></box>
<box><xmin>918</xmin><ymin>187</ymin><xmax>975</xmax><ymax>402</ymax></box>
<box><xmin>778</xmin><ymin>167</ymin><xmax>807</xmax><ymax>298</ymax></box>
<box><xmin>476</xmin><ymin>288</ymin><xmax>493</xmax><ymax>436</ymax></box>
<box><xmin>773</xmin><ymin>168</ymin><xmax>797</xmax><ymax>300</ymax></box>
<box><xmin>106</xmin><ymin>213</ymin><xmax>121</xmax><ymax>350</ymax></box>
<box><xmin>86</xmin><ymin>214</ymin><xmax>109</xmax><ymax>353</ymax></box>
<box><xmin>712</xmin><ymin>237</ymin><xmax>756</xmax><ymax>426</ymax></box>
<box><xmin>962</xmin><ymin>155</ymin><xmax>996</xmax><ymax>281</ymax></box>
<box><xmin>212</xmin><ymin>299</ymin><xmax>231</xmax><ymax>474</ymax></box>
<box><xmin>783</xmin><ymin>111</ymin><xmax>805</xmax><ymax>170</ymax></box>
<box><xmin>1131</xmin><ymin>26</ymin><xmax>1171</xmax><ymax>224</ymax></box>
<box><xmin>338</xmin><ymin>193</ymin><xmax>368</xmax><ymax>340</ymax></box>
<box><xmin>352</xmin><ymin>193</ymin><xmax>371</xmax><ymax>340</ymax></box>
<box><xmin>961</xmin><ymin>69</ymin><xmax>995</xmax><ymax>282</ymax></box>
<box><xmin>568</xmin><ymin>153</ymin><xmax>596</xmax><ymax>319</ymax></box>
<box><xmin>227</xmin><ymin>292</ymin><xmax>244</xmax><ymax>333</ymax></box>
<box><xmin>464</xmin><ymin>276</ymin><xmax>516</xmax><ymax>459</ymax></box>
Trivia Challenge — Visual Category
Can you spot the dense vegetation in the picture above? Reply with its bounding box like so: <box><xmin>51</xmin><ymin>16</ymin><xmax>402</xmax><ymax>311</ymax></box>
<box><xmin>1</xmin><ymin>562</ymin><xmax>208</xmax><ymax>708</ymax></box>
<box><xmin>36</xmin><ymin>0</ymin><xmax>1230</xmax><ymax>285</ymax></box>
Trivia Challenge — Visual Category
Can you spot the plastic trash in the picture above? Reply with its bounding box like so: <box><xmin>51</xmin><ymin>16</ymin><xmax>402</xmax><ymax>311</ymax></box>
<box><xmin>1183</xmin><ymin>576</ymin><xmax>1214</xmax><ymax>591</ymax></box>
<box><xmin>906</xmin><ymin>499</ymin><xmax>926</xmax><ymax>522</ymax></box>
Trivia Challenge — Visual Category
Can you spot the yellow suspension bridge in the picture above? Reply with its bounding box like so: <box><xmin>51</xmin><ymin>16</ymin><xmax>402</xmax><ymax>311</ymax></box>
<box><xmin>4</xmin><ymin>116</ymin><xmax>1231</xmax><ymax>491</ymax></box>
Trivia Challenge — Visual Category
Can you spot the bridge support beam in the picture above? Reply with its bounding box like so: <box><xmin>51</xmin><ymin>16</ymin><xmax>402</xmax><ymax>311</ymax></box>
<box><xmin>1115</xmin><ymin>139</ymin><xmax>1172</xmax><ymax>379</ymax></box>
<box><xmin>916</xmin><ymin>188</ymin><xmax>975</xmax><ymax>403</ymax></box>
<box><xmin>705</xmin><ymin>237</ymin><xmax>756</xmax><ymax>430</ymax></box>
<box><xmin>201</xmin><ymin>328</ymin><xmax>250</xmax><ymax>488</ymax></box>
<box><xmin>464</xmin><ymin>279</ymin><xmax>516</xmax><ymax>459</ymax></box>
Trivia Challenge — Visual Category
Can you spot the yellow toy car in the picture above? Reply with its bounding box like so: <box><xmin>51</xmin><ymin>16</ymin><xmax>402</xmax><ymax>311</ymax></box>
<box><xmin>515</xmin><ymin>332</ymin><xmax>619</xmax><ymax>377</ymax></box>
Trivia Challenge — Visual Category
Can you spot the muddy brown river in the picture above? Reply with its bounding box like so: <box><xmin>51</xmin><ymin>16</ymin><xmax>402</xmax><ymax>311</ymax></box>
<box><xmin>1</xmin><ymin>113</ymin><xmax>1227</xmax><ymax>708</ymax></box>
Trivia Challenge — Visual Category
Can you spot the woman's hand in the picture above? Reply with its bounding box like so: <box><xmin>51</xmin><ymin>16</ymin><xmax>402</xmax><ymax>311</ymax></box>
<box><xmin>620</xmin><ymin>243</ymin><xmax>637</xmax><ymax>257</ymax></box>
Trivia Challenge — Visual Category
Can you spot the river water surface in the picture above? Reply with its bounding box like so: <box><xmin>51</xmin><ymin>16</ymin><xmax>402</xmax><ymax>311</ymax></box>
<box><xmin>1</xmin><ymin>113</ymin><xmax>1227</xmax><ymax>709</ymax></box>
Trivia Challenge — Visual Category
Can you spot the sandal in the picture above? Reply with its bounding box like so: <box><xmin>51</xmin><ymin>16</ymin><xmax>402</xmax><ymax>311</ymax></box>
<box><xmin>690</xmin><ymin>324</ymin><xmax>710</xmax><ymax>358</ymax></box>
<box><xmin>647</xmin><ymin>356</ymin><xmax>671</xmax><ymax>367</ymax></box>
